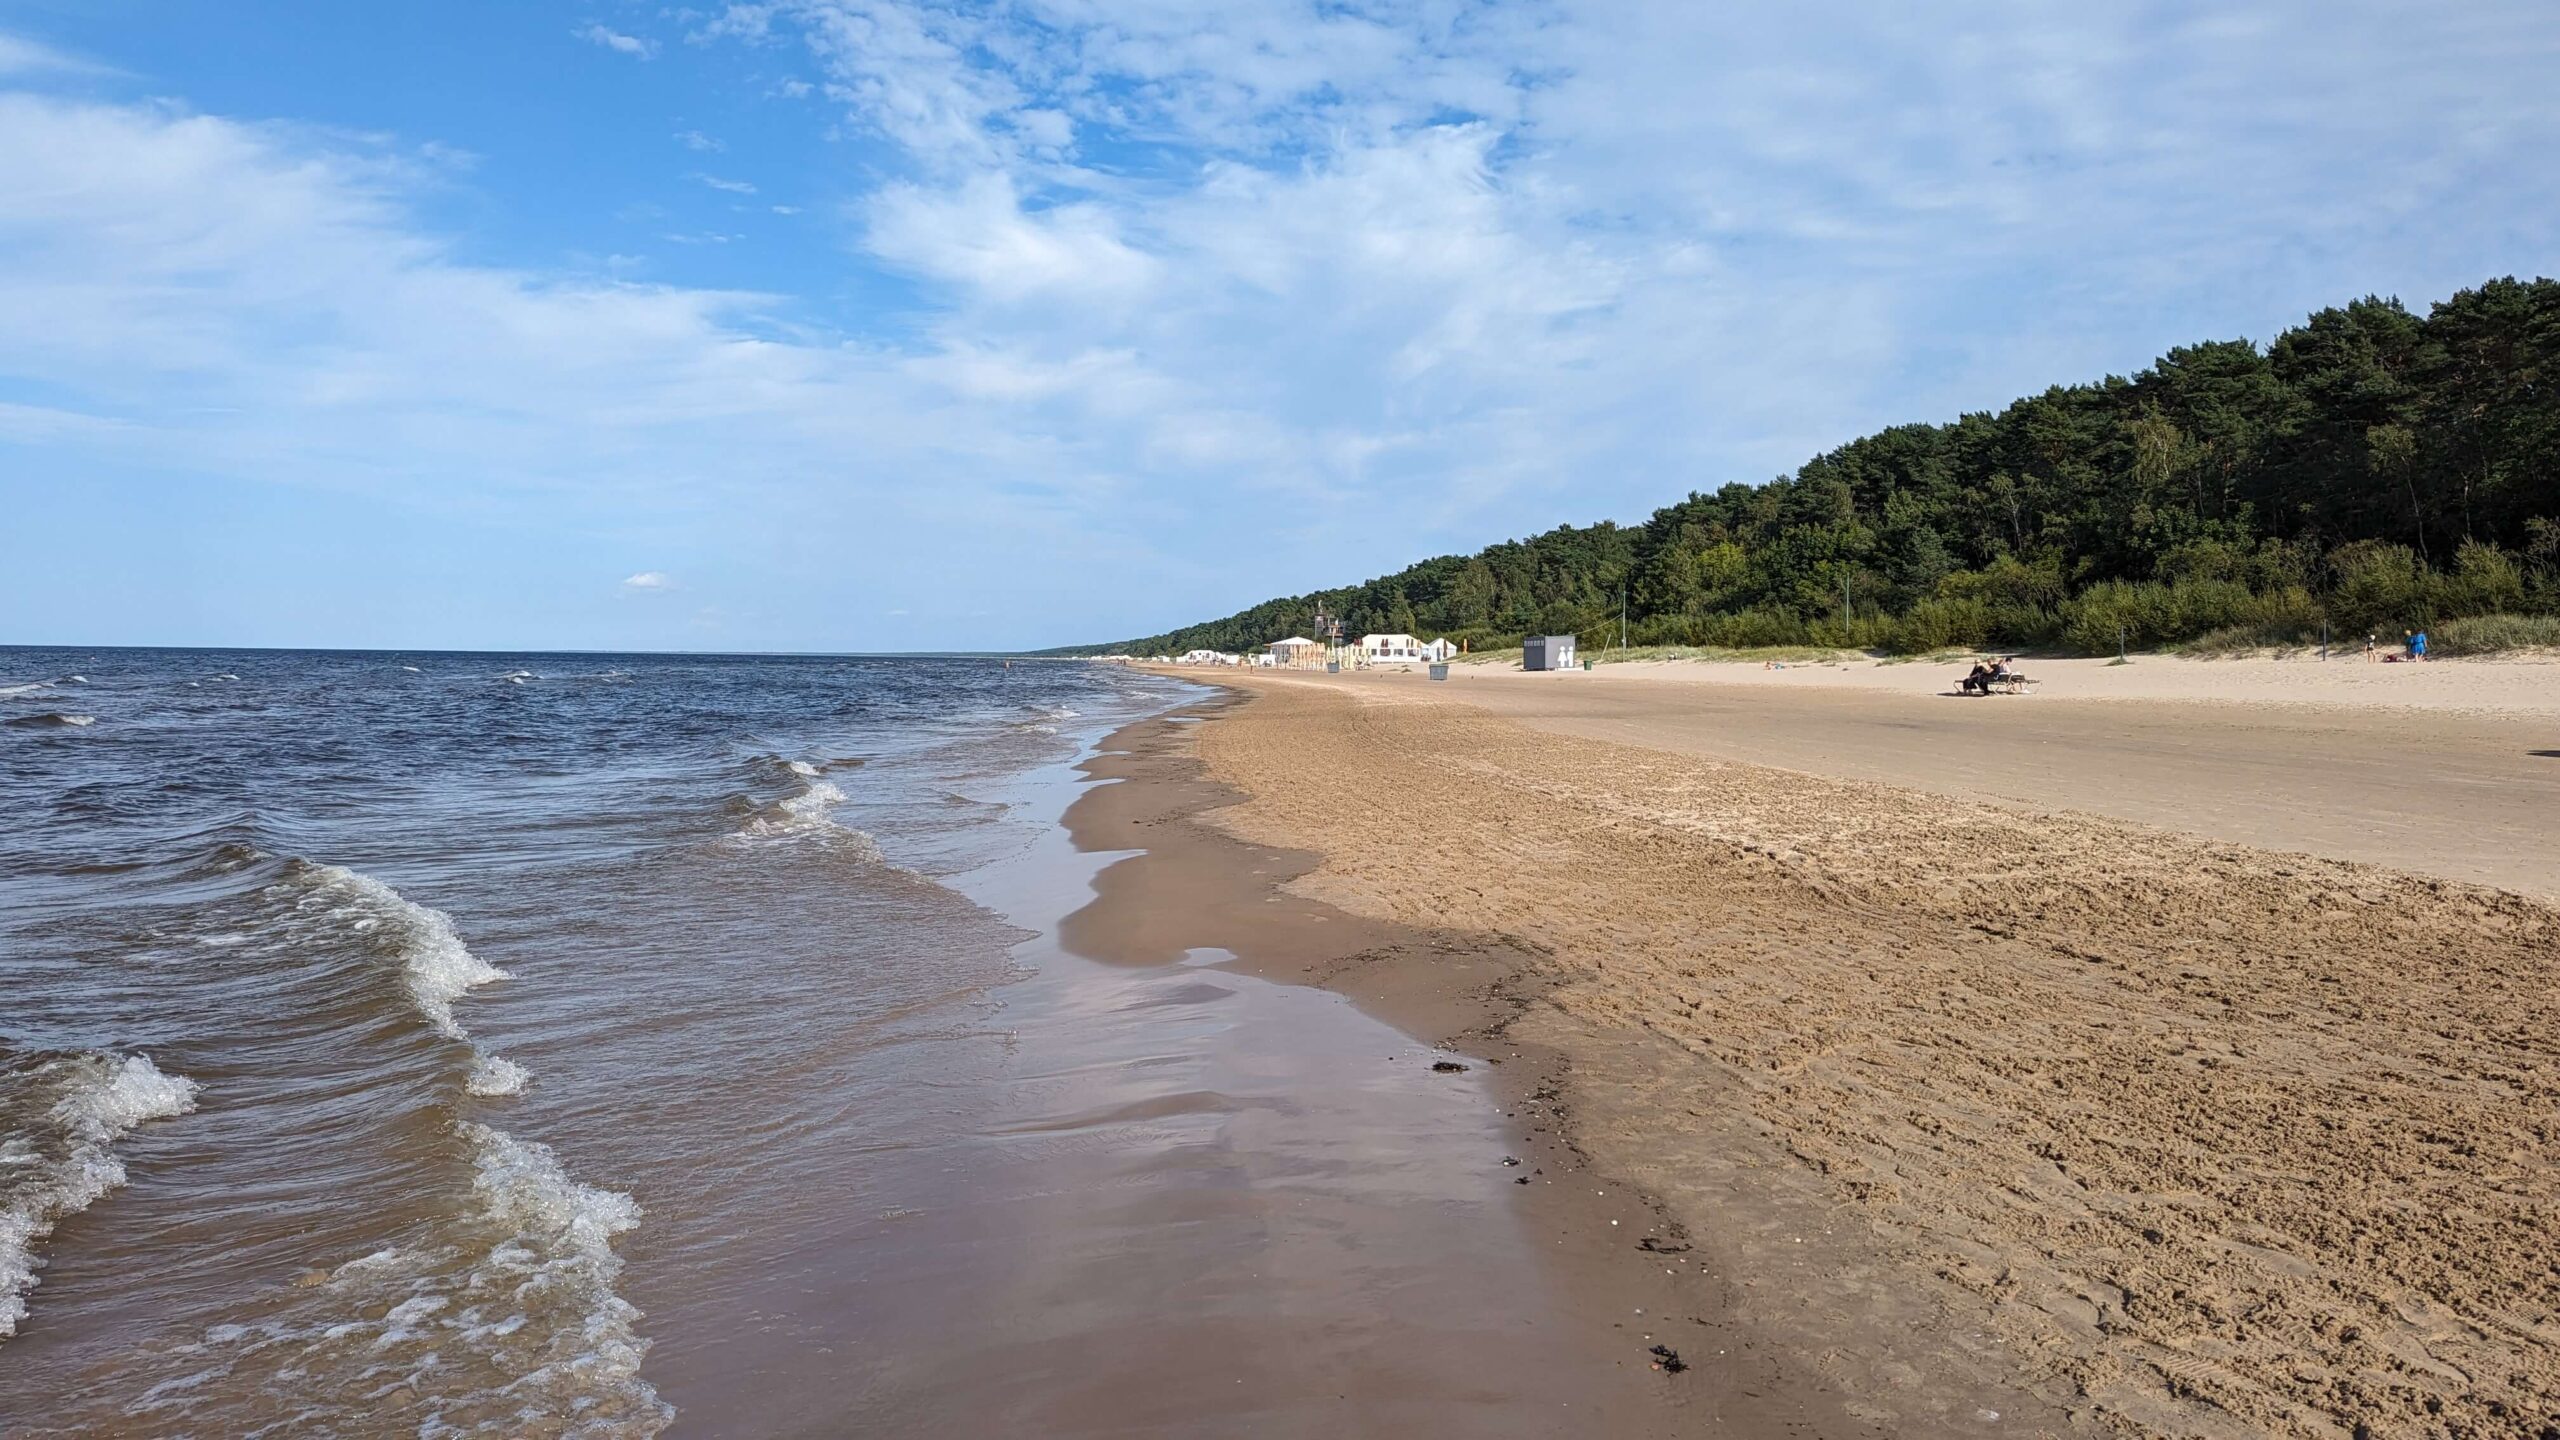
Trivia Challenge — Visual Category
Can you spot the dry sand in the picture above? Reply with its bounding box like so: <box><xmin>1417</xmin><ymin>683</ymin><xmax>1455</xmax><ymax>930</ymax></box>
<box><xmin>1341</xmin><ymin>656</ymin><xmax>2560</xmax><ymax>898</ymax></box>
<box><xmin>1133</xmin><ymin>665</ymin><xmax>2560</xmax><ymax>1439</ymax></box>
<box><xmin>1505</xmin><ymin>650</ymin><xmax>2560</xmax><ymax>715</ymax></box>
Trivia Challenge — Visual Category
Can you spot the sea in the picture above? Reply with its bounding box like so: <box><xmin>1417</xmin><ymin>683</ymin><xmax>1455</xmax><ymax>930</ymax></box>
<box><xmin>0</xmin><ymin>648</ymin><xmax>1604</xmax><ymax>1437</ymax></box>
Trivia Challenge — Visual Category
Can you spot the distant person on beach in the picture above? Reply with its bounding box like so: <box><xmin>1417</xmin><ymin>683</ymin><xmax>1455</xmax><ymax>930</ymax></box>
<box><xmin>1962</xmin><ymin>660</ymin><xmax>1991</xmax><ymax>695</ymax></box>
<box><xmin>2414</xmin><ymin>629</ymin><xmax>2430</xmax><ymax>661</ymax></box>
<box><xmin>2365</xmin><ymin>633</ymin><xmax>2377</xmax><ymax>662</ymax></box>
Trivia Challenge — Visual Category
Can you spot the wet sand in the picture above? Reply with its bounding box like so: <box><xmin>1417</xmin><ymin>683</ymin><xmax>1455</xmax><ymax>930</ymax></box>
<box><xmin>1131</xmin><ymin>668</ymin><xmax>2560</xmax><ymax>1439</ymax></box>
<box><xmin>688</xmin><ymin>723</ymin><xmax>1724</xmax><ymax>1438</ymax></box>
<box><xmin>1059</xmin><ymin>705</ymin><xmax>1935</xmax><ymax>1437</ymax></box>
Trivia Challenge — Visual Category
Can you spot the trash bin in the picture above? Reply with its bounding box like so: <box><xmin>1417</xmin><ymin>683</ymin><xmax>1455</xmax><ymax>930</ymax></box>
<box><xmin>1428</xmin><ymin>663</ymin><xmax>1449</xmax><ymax>681</ymax></box>
<box><xmin>1326</xmin><ymin>661</ymin><xmax>1340</xmax><ymax>673</ymax></box>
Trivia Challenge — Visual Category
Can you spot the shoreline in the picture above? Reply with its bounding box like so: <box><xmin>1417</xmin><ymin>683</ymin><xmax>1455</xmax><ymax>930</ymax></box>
<box><xmin>1108</xmin><ymin>668</ymin><xmax>2560</xmax><ymax>1438</ymax></box>
<box><xmin>1060</xmin><ymin>693</ymin><xmax>2068</xmax><ymax>1436</ymax></box>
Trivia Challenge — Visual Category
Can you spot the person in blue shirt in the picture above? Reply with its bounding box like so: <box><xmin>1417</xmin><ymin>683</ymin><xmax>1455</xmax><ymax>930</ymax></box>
<box><xmin>2413</xmin><ymin>629</ymin><xmax>2430</xmax><ymax>660</ymax></box>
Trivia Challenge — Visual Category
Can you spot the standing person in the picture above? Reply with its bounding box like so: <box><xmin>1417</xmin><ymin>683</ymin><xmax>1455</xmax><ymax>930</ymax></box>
<box><xmin>2365</xmin><ymin>633</ymin><xmax>2378</xmax><ymax>662</ymax></box>
<box><xmin>2404</xmin><ymin>629</ymin><xmax>2419</xmax><ymax>661</ymax></box>
<box><xmin>2414</xmin><ymin>629</ymin><xmax>2430</xmax><ymax>661</ymax></box>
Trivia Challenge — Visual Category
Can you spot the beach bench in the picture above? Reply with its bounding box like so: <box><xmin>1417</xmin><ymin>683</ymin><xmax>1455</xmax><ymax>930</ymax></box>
<box><xmin>1989</xmin><ymin>673</ymin><xmax>2037</xmax><ymax>695</ymax></box>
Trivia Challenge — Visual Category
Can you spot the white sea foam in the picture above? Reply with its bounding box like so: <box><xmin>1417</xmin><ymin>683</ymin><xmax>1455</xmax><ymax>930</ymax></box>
<box><xmin>126</xmin><ymin>1123</ymin><xmax>668</xmax><ymax>1435</ymax></box>
<box><xmin>0</xmin><ymin>1052</ymin><xmax>201</xmax><ymax>1340</ymax></box>
<box><xmin>7</xmin><ymin>713</ymin><xmax>93</xmax><ymax>728</ymax></box>
<box><xmin>0</xmin><ymin>682</ymin><xmax>50</xmax><ymax>698</ymax></box>
<box><xmin>283</xmin><ymin>865</ymin><xmax>531</xmax><ymax>1098</ymax></box>
<box><xmin>780</xmin><ymin>777</ymin><xmax>846</xmax><ymax>826</ymax></box>
<box><xmin>293</xmin><ymin>866</ymin><xmax>509</xmax><ymax>1042</ymax></box>
<box><xmin>465</xmin><ymin>1056</ymin><xmax>530</xmax><ymax>1098</ymax></box>
<box><xmin>61</xmin><ymin>676</ymin><xmax>87</xmax><ymax>684</ymax></box>
<box><xmin>728</xmin><ymin>775</ymin><xmax>885</xmax><ymax>862</ymax></box>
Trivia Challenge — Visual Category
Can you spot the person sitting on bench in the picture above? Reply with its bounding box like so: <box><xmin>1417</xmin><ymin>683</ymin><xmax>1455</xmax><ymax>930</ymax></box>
<box><xmin>1962</xmin><ymin>660</ymin><xmax>1993</xmax><ymax>695</ymax></box>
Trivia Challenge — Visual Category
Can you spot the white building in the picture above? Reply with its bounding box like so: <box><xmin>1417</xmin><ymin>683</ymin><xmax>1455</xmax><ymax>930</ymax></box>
<box><xmin>1267</xmin><ymin>637</ymin><xmax>1322</xmax><ymax>668</ymax></box>
<box><xmin>1419</xmin><ymin>639</ymin><xmax>1457</xmax><ymax>662</ymax></box>
<box><xmin>1358</xmin><ymin>633</ymin><xmax>1426</xmax><ymax>663</ymax></box>
<box><xmin>1176</xmin><ymin>649</ymin><xmax>1239</xmax><ymax>666</ymax></box>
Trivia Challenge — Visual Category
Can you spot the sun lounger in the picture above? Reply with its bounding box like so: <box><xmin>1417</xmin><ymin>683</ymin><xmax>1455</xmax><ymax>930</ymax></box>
<box><xmin>1990</xmin><ymin>673</ymin><xmax>2036</xmax><ymax>695</ymax></box>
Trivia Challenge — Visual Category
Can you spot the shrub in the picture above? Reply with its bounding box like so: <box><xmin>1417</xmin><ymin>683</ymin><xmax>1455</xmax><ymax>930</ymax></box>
<box><xmin>2326</xmin><ymin>541</ymin><xmax>2434</xmax><ymax>632</ymax></box>
<box><xmin>2174</xmin><ymin>623</ymin><xmax>2324</xmax><ymax>657</ymax></box>
<box><xmin>2061</xmin><ymin>580</ymin><xmax>2178</xmax><ymax>655</ymax></box>
<box><xmin>1885</xmin><ymin>597</ymin><xmax>1995</xmax><ymax>653</ymax></box>
<box><xmin>2429</xmin><ymin>614</ymin><xmax>2560</xmax><ymax>655</ymax></box>
<box><xmin>2444</xmin><ymin>542</ymin><xmax>2528</xmax><ymax>616</ymax></box>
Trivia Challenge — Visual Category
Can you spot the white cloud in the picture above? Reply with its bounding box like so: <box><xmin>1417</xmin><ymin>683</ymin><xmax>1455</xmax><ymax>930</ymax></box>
<box><xmin>623</xmin><ymin>571</ymin><xmax>673</xmax><ymax>590</ymax></box>
<box><xmin>866</xmin><ymin>171</ymin><xmax>1154</xmax><ymax>303</ymax></box>
<box><xmin>673</xmin><ymin>129</ymin><xmax>724</xmax><ymax>152</ymax></box>
<box><xmin>692</xmin><ymin>172</ymin><xmax>757</xmax><ymax>194</ymax></box>
<box><xmin>0</xmin><ymin>88</ymin><xmax>1158</xmax><ymax>646</ymax></box>
<box><xmin>5</xmin><ymin>3</ymin><xmax>2558</xmax><ymax>650</ymax></box>
<box><xmin>0</xmin><ymin>31</ymin><xmax>109</xmax><ymax>77</ymax></box>
<box><xmin>574</xmin><ymin>23</ymin><xmax>656</xmax><ymax>60</ymax></box>
<box><xmin>731</xmin><ymin>0</ymin><xmax>2560</xmax><ymax>531</ymax></box>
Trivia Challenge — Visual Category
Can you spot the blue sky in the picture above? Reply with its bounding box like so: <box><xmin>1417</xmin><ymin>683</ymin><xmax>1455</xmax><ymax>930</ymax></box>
<box><xmin>2</xmin><ymin>1</ymin><xmax>2555</xmax><ymax>651</ymax></box>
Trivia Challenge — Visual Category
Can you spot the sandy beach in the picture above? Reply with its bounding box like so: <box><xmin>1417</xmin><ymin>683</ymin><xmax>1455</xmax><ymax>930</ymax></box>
<box><xmin>1373</xmin><ymin>654</ymin><xmax>2560</xmax><ymax>897</ymax></box>
<box><xmin>1117</xmin><ymin>658</ymin><xmax>2560</xmax><ymax>1438</ymax></box>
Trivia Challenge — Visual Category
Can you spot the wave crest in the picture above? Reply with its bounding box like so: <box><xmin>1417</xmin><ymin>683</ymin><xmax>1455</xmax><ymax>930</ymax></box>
<box><xmin>729</xmin><ymin>771</ymin><xmax>884</xmax><ymax>859</ymax></box>
<box><xmin>124</xmin><ymin>1123</ymin><xmax>668</xmax><ymax>1435</ymax></box>
<box><xmin>1</xmin><ymin>1052</ymin><xmax>200</xmax><ymax>1340</ymax></box>
<box><xmin>275</xmin><ymin>864</ymin><xmax>531</xmax><ymax>1098</ymax></box>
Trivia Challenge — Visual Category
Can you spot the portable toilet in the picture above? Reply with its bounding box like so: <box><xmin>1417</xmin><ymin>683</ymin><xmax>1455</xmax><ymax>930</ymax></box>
<box><xmin>1523</xmin><ymin>634</ymin><xmax>1578</xmax><ymax>672</ymax></box>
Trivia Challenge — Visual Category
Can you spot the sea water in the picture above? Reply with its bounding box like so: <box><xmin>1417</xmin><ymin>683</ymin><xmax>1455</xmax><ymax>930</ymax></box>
<box><xmin>0</xmin><ymin>649</ymin><xmax>1186</xmax><ymax>1434</ymax></box>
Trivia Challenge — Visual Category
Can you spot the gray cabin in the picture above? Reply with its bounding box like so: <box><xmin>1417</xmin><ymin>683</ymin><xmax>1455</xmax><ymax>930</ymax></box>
<box><xmin>1523</xmin><ymin>634</ymin><xmax>1578</xmax><ymax>671</ymax></box>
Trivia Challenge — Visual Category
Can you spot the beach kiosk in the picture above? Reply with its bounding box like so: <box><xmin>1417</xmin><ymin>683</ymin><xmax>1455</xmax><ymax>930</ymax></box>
<box><xmin>1267</xmin><ymin>637</ymin><xmax>1322</xmax><ymax>669</ymax></box>
<box><xmin>1523</xmin><ymin>634</ymin><xmax>1578</xmax><ymax>672</ymax></box>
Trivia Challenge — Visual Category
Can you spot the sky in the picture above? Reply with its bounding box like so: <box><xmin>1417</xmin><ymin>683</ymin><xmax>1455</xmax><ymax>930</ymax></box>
<box><xmin>1</xmin><ymin>2</ymin><xmax>2555</xmax><ymax>652</ymax></box>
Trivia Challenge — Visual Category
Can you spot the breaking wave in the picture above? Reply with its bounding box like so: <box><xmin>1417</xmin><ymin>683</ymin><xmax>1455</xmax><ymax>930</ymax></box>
<box><xmin>276</xmin><ymin>864</ymin><xmax>530</xmax><ymax>1094</ymax></box>
<box><xmin>466</xmin><ymin>1056</ymin><xmax>531</xmax><ymax>1098</ymax></box>
<box><xmin>729</xmin><ymin>763</ymin><xmax>884</xmax><ymax>859</ymax></box>
<box><xmin>123</xmin><ymin>1123</ymin><xmax>668</xmax><ymax>1436</ymax></box>
<box><xmin>0</xmin><ymin>1052</ymin><xmax>201</xmax><ymax>1340</ymax></box>
<box><xmin>6</xmin><ymin>713</ymin><xmax>93</xmax><ymax>728</ymax></box>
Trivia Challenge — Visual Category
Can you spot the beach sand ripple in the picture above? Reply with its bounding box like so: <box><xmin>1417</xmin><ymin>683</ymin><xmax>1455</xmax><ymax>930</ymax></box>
<box><xmin>1189</xmin><ymin>678</ymin><xmax>2560</xmax><ymax>1440</ymax></box>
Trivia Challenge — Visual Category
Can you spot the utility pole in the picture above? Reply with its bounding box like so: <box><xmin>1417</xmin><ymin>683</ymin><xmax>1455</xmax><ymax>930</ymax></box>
<box><xmin>1620</xmin><ymin>584</ymin><xmax>1628</xmax><ymax>653</ymax></box>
